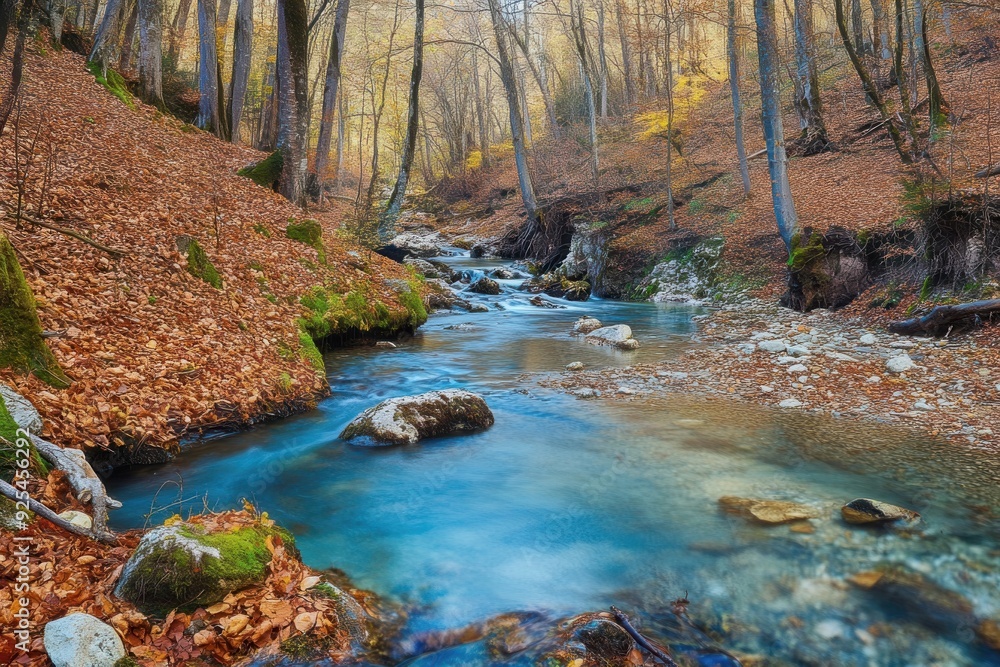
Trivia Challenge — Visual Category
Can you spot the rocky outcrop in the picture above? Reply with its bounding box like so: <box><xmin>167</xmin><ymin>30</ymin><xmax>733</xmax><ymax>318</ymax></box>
<box><xmin>390</xmin><ymin>232</ymin><xmax>446</xmax><ymax>258</ymax></box>
<box><xmin>43</xmin><ymin>613</ymin><xmax>126</xmax><ymax>667</ymax></box>
<box><xmin>784</xmin><ymin>228</ymin><xmax>870</xmax><ymax>311</ymax></box>
<box><xmin>719</xmin><ymin>496</ymin><xmax>819</xmax><ymax>524</ymax></box>
<box><xmin>340</xmin><ymin>390</ymin><xmax>495</xmax><ymax>445</ymax></box>
<box><xmin>585</xmin><ymin>325</ymin><xmax>639</xmax><ymax>350</ymax></box>
<box><xmin>114</xmin><ymin>520</ymin><xmax>294</xmax><ymax>613</ymax></box>
<box><xmin>634</xmin><ymin>237</ymin><xmax>725</xmax><ymax>304</ymax></box>
<box><xmin>841</xmin><ymin>498</ymin><xmax>920</xmax><ymax>524</ymax></box>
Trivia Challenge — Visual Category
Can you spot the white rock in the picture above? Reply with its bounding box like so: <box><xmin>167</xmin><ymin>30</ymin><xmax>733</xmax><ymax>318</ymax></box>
<box><xmin>760</xmin><ymin>386</ymin><xmax>774</xmax><ymax>393</ymax></box>
<box><xmin>886</xmin><ymin>355</ymin><xmax>915</xmax><ymax>373</ymax></box>
<box><xmin>736</xmin><ymin>343</ymin><xmax>756</xmax><ymax>354</ymax></box>
<box><xmin>573</xmin><ymin>388</ymin><xmax>599</xmax><ymax>398</ymax></box>
<box><xmin>867</xmin><ymin>376</ymin><xmax>881</xmax><ymax>384</ymax></box>
<box><xmin>57</xmin><ymin>510</ymin><xmax>93</xmax><ymax>530</ymax></box>
<box><xmin>572</xmin><ymin>316</ymin><xmax>603</xmax><ymax>335</ymax></box>
<box><xmin>44</xmin><ymin>613</ymin><xmax>125</xmax><ymax>667</ymax></box>
<box><xmin>825</xmin><ymin>352</ymin><xmax>858</xmax><ymax>362</ymax></box>
<box><xmin>758</xmin><ymin>339</ymin><xmax>787</xmax><ymax>353</ymax></box>
<box><xmin>815</xmin><ymin>619</ymin><xmax>848</xmax><ymax>640</ymax></box>
<box><xmin>913</xmin><ymin>399</ymin><xmax>935</xmax><ymax>411</ymax></box>
<box><xmin>566</xmin><ymin>361</ymin><xmax>585</xmax><ymax>371</ymax></box>
<box><xmin>788</xmin><ymin>364</ymin><xmax>808</xmax><ymax>374</ymax></box>
<box><xmin>751</xmin><ymin>332</ymin><xmax>777</xmax><ymax>340</ymax></box>
<box><xmin>890</xmin><ymin>341</ymin><xmax>917</xmax><ymax>349</ymax></box>
<box><xmin>0</xmin><ymin>383</ymin><xmax>43</xmax><ymax>434</ymax></box>
<box><xmin>786</xmin><ymin>345</ymin><xmax>811</xmax><ymax>357</ymax></box>
<box><xmin>778</xmin><ymin>398</ymin><xmax>803</xmax><ymax>408</ymax></box>
<box><xmin>375</xmin><ymin>341</ymin><xmax>397</xmax><ymax>349</ymax></box>
<box><xmin>340</xmin><ymin>390</ymin><xmax>494</xmax><ymax>445</ymax></box>
<box><xmin>585</xmin><ymin>325</ymin><xmax>639</xmax><ymax>350</ymax></box>
<box><xmin>859</xmin><ymin>333</ymin><xmax>876</xmax><ymax>345</ymax></box>
<box><xmin>775</xmin><ymin>356</ymin><xmax>799</xmax><ymax>365</ymax></box>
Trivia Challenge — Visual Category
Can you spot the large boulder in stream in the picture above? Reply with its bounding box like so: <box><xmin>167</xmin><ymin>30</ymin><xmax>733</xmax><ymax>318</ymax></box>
<box><xmin>468</xmin><ymin>277</ymin><xmax>501</xmax><ymax>295</ymax></box>
<box><xmin>114</xmin><ymin>519</ymin><xmax>295</xmax><ymax>613</ymax></box>
<box><xmin>585</xmin><ymin>325</ymin><xmax>639</xmax><ymax>350</ymax></box>
<box><xmin>340</xmin><ymin>390</ymin><xmax>495</xmax><ymax>446</ymax></box>
<box><xmin>572</xmin><ymin>316</ymin><xmax>603</xmax><ymax>334</ymax></box>
<box><xmin>841</xmin><ymin>498</ymin><xmax>920</xmax><ymax>525</ymax></box>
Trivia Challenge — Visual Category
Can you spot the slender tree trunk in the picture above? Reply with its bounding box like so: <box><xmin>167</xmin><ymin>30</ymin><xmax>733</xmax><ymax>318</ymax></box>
<box><xmin>335</xmin><ymin>89</ymin><xmax>346</xmax><ymax>186</ymax></box>
<box><xmin>834</xmin><ymin>0</ymin><xmax>912</xmax><ymax>163</ymax></box>
<box><xmin>572</xmin><ymin>0</ymin><xmax>599</xmax><ymax>184</ymax></box>
<box><xmin>216</xmin><ymin>0</ymin><xmax>231</xmax><ymax>47</ymax></box>
<box><xmin>663</xmin><ymin>0</ymin><xmax>676</xmax><ymax>230</ymax></box>
<box><xmin>920</xmin><ymin>4</ymin><xmax>947</xmax><ymax>131</ymax></box>
<box><xmin>870</xmin><ymin>0</ymin><xmax>890</xmax><ymax>60</ymax></box>
<box><xmin>50</xmin><ymin>0</ymin><xmax>66</xmax><ymax>44</ymax></box>
<box><xmin>89</xmin><ymin>0</ymin><xmax>127</xmax><ymax>70</ymax></box>
<box><xmin>487</xmin><ymin>0</ymin><xmax>538</xmax><ymax>225</ymax></box>
<box><xmin>893</xmin><ymin>0</ymin><xmax>919</xmax><ymax>150</ymax></box>
<box><xmin>615</xmin><ymin>0</ymin><xmax>635</xmax><ymax>110</ymax></box>
<box><xmin>420</xmin><ymin>108</ymin><xmax>433</xmax><ymax>182</ymax></box>
<box><xmin>596</xmin><ymin>0</ymin><xmax>609</xmax><ymax>118</ymax></box>
<box><xmin>312</xmin><ymin>0</ymin><xmax>350</xmax><ymax>187</ymax></box>
<box><xmin>0</xmin><ymin>0</ymin><xmax>32</xmax><ymax>136</ymax></box>
<box><xmin>754</xmin><ymin>0</ymin><xmax>798</xmax><ymax>251</ymax></box>
<box><xmin>727</xmin><ymin>0</ymin><xmax>751</xmax><ymax>197</ymax></box>
<box><xmin>228</xmin><ymin>0</ymin><xmax>252</xmax><ymax>141</ymax></box>
<box><xmin>168</xmin><ymin>0</ymin><xmax>193</xmax><ymax>62</ymax></box>
<box><xmin>118</xmin><ymin>0</ymin><xmax>139</xmax><ymax>70</ymax></box>
<box><xmin>472</xmin><ymin>48</ymin><xmax>491</xmax><ymax>168</ymax></box>
<box><xmin>276</xmin><ymin>0</ymin><xmax>309</xmax><ymax>204</ymax></box>
<box><xmin>137</xmin><ymin>0</ymin><xmax>163</xmax><ymax>107</ymax></box>
<box><xmin>509</xmin><ymin>15</ymin><xmax>560</xmax><ymax>139</ymax></box>
<box><xmin>381</xmin><ymin>0</ymin><xmax>424</xmax><ymax>238</ymax></box>
<box><xmin>851</xmin><ymin>0</ymin><xmax>866</xmax><ymax>55</ymax></box>
<box><xmin>195</xmin><ymin>0</ymin><xmax>221</xmax><ymax>134</ymax></box>
<box><xmin>792</xmin><ymin>0</ymin><xmax>828</xmax><ymax>151</ymax></box>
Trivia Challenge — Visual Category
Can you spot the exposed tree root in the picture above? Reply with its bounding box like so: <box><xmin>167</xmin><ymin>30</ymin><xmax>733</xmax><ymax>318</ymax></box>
<box><xmin>888</xmin><ymin>299</ymin><xmax>1000</xmax><ymax>336</ymax></box>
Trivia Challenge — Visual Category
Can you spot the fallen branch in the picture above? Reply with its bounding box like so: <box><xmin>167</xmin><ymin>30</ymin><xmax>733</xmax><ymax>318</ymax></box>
<box><xmin>6</xmin><ymin>213</ymin><xmax>130</xmax><ymax>257</ymax></box>
<box><xmin>747</xmin><ymin>148</ymin><xmax>767</xmax><ymax>160</ymax></box>
<box><xmin>31</xmin><ymin>434</ymin><xmax>121</xmax><ymax>539</ymax></box>
<box><xmin>0</xmin><ymin>478</ymin><xmax>117</xmax><ymax>543</ymax></box>
<box><xmin>888</xmin><ymin>299</ymin><xmax>1000</xmax><ymax>336</ymax></box>
<box><xmin>610</xmin><ymin>606</ymin><xmax>678</xmax><ymax>667</ymax></box>
<box><xmin>975</xmin><ymin>163</ymin><xmax>1000</xmax><ymax>178</ymax></box>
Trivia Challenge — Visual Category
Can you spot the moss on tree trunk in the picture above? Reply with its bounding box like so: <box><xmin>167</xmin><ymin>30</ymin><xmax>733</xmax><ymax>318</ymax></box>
<box><xmin>0</xmin><ymin>234</ymin><xmax>70</xmax><ymax>388</ymax></box>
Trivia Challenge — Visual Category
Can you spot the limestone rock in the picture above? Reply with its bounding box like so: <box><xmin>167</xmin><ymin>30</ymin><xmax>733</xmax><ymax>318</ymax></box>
<box><xmin>886</xmin><ymin>354</ymin><xmax>915</xmax><ymax>373</ymax></box>
<box><xmin>57</xmin><ymin>510</ymin><xmax>93</xmax><ymax>530</ymax></box>
<box><xmin>719</xmin><ymin>496</ymin><xmax>819</xmax><ymax>524</ymax></box>
<box><xmin>572</xmin><ymin>316</ymin><xmax>603</xmax><ymax>334</ymax></box>
<box><xmin>566</xmin><ymin>362</ymin><xmax>585</xmax><ymax>371</ymax></box>
<box><xmin>44</xmin><ymin>613</ymin><xmax>125</xmax><ymax>667</ymax></box>
<box><xmin>468</xmin><ymin>277</ymin><xmax>501</xmax><ymax>295</ymax></box>
<box><xmin>841</xmin><ymin>498</ymin><xmax>920</xmax><ymax>524</ymax></box>
<box><xmin>585</xmin><ymin>325</ymin><xmax>639</xmax><ymax>350</ymax></box>
<box><xmin>340</xmin><ymin>390</ymin><xmax>494</xmax><ymax>446</ymax></box>
<box><xmin>0</xmin><ymin>384</ymin><xmax>42</xmax><ymax>434</ymax></box>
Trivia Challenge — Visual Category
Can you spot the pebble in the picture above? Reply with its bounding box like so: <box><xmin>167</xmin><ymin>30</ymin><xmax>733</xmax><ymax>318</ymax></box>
<box><xmin>758</xmin><ymin>339</ymin><xmax>787</xmax><ymax>353</ymax></box>
<box><xmin>760</xmin><ymin>385</ymin><xmax>774</xmax><ymax>393</ymax></box>
<box><xmin>566</xmin><ymin>362</ymin><xmax>585</xmax><ymax>371</ymax></box>
<box><xmin>886</xmin><ymin>355</ymin><xmax>916</xmax><ymax>373</ymax></box>
<box><xmin>786</xmin><ymin>345</ymin><xmax>811</xmax><ymax>357</ymax></box>
<box><xmin>859</xmin><ymin>333</ymin><xmax>876</xmax><ymax>344</ymax></box>
<box><xmin>779</xmin><ymin>398</ymin><xmax>803</xmax><ymax>408</ymax></box>
<box><xmin>913</xmin><ymin>399</ymin><xmax>935</xmax><ymax>411</ymax></box>
<box><xmin>788</xmin><ymin>364</ymin><xmax>808</xmax><ymax>374</ymax></box>
<box><xmin>867</xmin><ymin>376</ymin><xmax>881</xmax><ymax>384</ymax></box>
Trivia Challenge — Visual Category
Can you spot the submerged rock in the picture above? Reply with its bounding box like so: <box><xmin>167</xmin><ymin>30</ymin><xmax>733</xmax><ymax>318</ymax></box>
<box><xmin>529</xmin><ymin>295</ymin><xmax>563</xmax><ymax>308</ymax></box>
<box><xmin>841</xmin><ymin>498</ymin><xmax>920</xmax><ymax>524</ymax></box>
<box><xmin>585</xmin><ymin>325</ymin><xmax>639</xmax><ymax>350</ymax></box>
<box><xmin>44</xmin><ymin>613</ymin><xmax>125</xmax><ymax>667</ymax></box>
<box><xmin>114</xmin><ymin>520</ymin><xmax>293</xmax><ymax>612</ymax></box>
<box><xmin>566</xmin><ymin>362</ymin><xmax>585</xmax><ymax>371</ymax></box>
<box><xmin>572</xmin><ymin>316</ymin><xmax>603</xmax><ymax>334</ymax></box>
<box><xmin>340</xmin><ymin>390</ymin><xmax>494</xmax><ymax>446</ymax></box>
<box><xmin>719</xmin><ymin>496</ymin><xmax>819</xmax><ymax>524</ymax></box>
<box><xmin>468</xmin><ymin>277</ymin><xmax>501</xmax><ymax>295</ymax></box>
<box><xmin>849</xmin><ymin>564</ymin><xmax>975</xmax><ymax>632</ymax></box>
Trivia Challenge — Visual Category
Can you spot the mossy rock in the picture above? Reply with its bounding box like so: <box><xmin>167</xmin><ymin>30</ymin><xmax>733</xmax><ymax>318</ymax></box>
<box><xmin>286</xmin><ymin>219</ymin><xmax>326</xmax><ymax>263</ymax></box>
<box><xmin>0</xmin><ymin>234</ymin><xmax>70</xmax><ymax>387</ymax></box>
<box><xmin>237</xmin><ymin>150</ymin><xmax>283</xmax><ymax>189</ymax></box>
<box><xmin>185</xmin><ymin>239</ymin><xmax>222</xmax><ymax>289</ymax></box>
<box><xmin>114</xmin><ymin>520</ymin><xmax>295</xmax><ymax>614</ymax></box>
<box><xmin>297</xmin><ymin>280</ymin><xmax>426</xmax><ymax>342</ymax></box>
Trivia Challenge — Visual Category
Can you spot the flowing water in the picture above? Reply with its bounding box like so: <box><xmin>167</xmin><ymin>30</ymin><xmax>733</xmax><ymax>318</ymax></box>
<box><xmin>108</xmin><ymin>253</ymin><xmax>1000</xmax><ymax>666</ymax></box>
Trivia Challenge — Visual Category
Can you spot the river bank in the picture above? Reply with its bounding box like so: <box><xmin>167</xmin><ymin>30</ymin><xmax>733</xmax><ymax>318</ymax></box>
<box><xmin>541</xmin><ymin>297</ymin><xmax>1000</xmax><ymax>452</ymax></box>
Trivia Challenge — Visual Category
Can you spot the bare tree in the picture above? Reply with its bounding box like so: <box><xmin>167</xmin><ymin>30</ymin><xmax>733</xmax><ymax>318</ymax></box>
<box><xmin>571</xmin><ymin>0</ymin><xmax>599</xmax><ymax>183</ymax></box>
<box><xmin>727</xmin><ymin>0</ymin><xmax>751</xmax><ymax>197</ymax></box>
<box><xmin>228</xmin><ymin>0</ymin><xmax>253</xmax><ymax>140</ymax></box>
<box><xmin>313</xmin><ymin>0</ymin><xmax>351</xmax><ymax>188</ymax></box>
<box><xmin>487</xmin><ymin>0</ymin><xmax>538</xmax><ymax>225</ymax></box>
<box><xmin>791</xmin><ymin>0</ymin><xmax>828</xmax><ymax>153</ymax></box>
<box><xmin>90</xmin><ymin>0</ymin><xmax>128</xmax><ymax>71</ymax></box>
<box><xmin>614</xmin><ymin>0</ymin><xmax>636</xmax><ymax>110</ymax></box>
<box><xmin>168</xmin><ymin>0</ymin><xmax>194</xmax><ymax>62</ymax></box>
<box><xmin>381</xmin><ymin>0</ymin><xmax>426</xmax><ymax>238</ymax></box>
<box><xmin>137</xmin><ymin>0</ymin><xmax>164</xmax><ymax>108</ymax></box>
<box><xmin>754</xmin><ymin>0</ymin><xmax>798</xmax><ymax>250</ymax></box>
<box><xmin>276</xmin><ymin>0</ymin><xmax>310</xmax><ymax>204</ymax></box>
<box><xmin>195</xmin><ymin>0</ymin><xmax>222</xmax><ymax>134</ymax></box>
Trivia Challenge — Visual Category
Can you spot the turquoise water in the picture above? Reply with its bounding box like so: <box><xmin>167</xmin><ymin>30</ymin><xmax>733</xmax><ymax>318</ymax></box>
<box><xmin>107</xmin><ymin>255</ymin><xmax>1000</xmax><ymax>666</ymax></box>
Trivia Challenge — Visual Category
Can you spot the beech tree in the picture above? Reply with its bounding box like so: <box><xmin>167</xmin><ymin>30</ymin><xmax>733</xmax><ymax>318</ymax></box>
<box><xmin>381</xmin><ymin>0</ymin><xmax>425</xmax><ymax>237</ymax></box>
<box><xmin>791</xmin><ymin>0</ymin><xmax>828</xmax><ymax>153</ymax></box>
<box><xmin>313</xmin><ymin>0</ymin><xmax>351</xmax><ymax>190</ymax></box>
<box><xmin>195</xmin><ymin>0</ymin><xmax>222</xmax><ymax>135</ymax></box>
<box><xmin>754</xmin><ymin>0</ymin><xmax>798</xmax><ymax>251</ymax></box>
<box><xmin>727</xmin><ymin>0</ymin><xmax>750</xmax><ymax>197</ymax></box>
<box><xmin>276</xmin><ymin>0</ymin><xmax>310</xmax><ymax>204</ymax></box>
<box><xmin>89</xmin><ymin>0</ymin><xmax>128</xmax><ymax>71</ymax></box>
<box><xmin>228</xmin><ymin>0</ymin><xmax>253</xmax><ymax>140</ymax></box>
<box><xmin>137</xmin><ymin>0</ymin><xmax>163</xmax><ymax>108</ymax></box>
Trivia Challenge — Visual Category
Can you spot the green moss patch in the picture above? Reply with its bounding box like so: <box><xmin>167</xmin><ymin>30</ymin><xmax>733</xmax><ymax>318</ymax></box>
<box><xmin>238</xmin><ymin>151</ymin><xmax>283</xmax><ymax>189</ymax></box>
<box><xmin>86</xmin><ymin>61</ymin><xmax>135</xmax><ymax>109</ymax></box>
<box><xmin>0</xmin><ymin>234</ymin><xmax>70</xmax><ymax>387</ymax></box>
<box><xmin>185</xmin><ymin>239</ymin><xmax>222</xmax><ymax>289</ymax></box>
<box><xmin>298</xmin><ymin>328</ymin><xmax>325</xmax><ymax>374</ymax></box>
<box><xmin>286</xmin><ymin>219</ymin><xmax>326</xmax><ymax>264</ymax></box>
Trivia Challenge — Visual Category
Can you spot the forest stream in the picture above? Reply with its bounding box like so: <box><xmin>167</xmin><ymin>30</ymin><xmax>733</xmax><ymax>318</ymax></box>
<box><xmin>105</xmin><ymin>250</ymin><xmax>1000</xmax><ymax>666</ymax></box>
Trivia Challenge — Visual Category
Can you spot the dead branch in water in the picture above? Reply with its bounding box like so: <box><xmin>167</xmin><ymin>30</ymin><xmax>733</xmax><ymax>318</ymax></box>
<box><xmin>610</xmin><ymin>605</ymin><xmax>679</xmax><ymax>666</ymax></box>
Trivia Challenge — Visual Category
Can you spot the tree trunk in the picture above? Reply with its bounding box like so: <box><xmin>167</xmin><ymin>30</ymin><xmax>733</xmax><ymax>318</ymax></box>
<box><xmin>50</xmin><ymin>0</ymin><xmax>66</xmax><ymax>44</ymax></box>
<box><xmin>276</xmin><ymin>0</ymin><xmax>309</xmax><ymax>204</ymax></box>
<box><xmin>168</xmin><ymin>0</ymin><xmax>194</xmax><ymax>63</ymax></box>
<box><xmin>195</xmin><ymin>0</ymin><xmax>221</xmax><ymax>134</ymax></box>
<box><xmin>228</xmin><ymin>0</ymin><xmax>252</xmax><ymax>141</ymax></box>
<box><xmin>754</xmin><ymin>0</ymin><xmax>798</xmax><ymax>251</ymax></box>
<box><xmin>381</xmin><ymin>0</ymin><xmax>424</xmax><ymax>238</ymax></box>
<box><xmin>572</xmin><ymin>0</ymin><xmax>599</xmax><ymax>184</ymax></box>
<box><xmin>472</xmin><ymin>48</ymin><xmax>491</xmax><ymax>168</ymax></box>
<box><xmin>851</xmin><ymin>0</ymin><xmax>866</xmax><ymax>54</ymax></box>
<box><xmin>615</xmin><ymin>0</ymin><xmax>635</xmax><ymax>110</ymax></box>
<box><xmin>870</xmin><ymin>0</ymin><xmax>890</xmax><ymax>60</ymax></box>
<box><xmin>89</xmin><ymin>0</ymin><xmax>127</xmax><ymax>70</ymax></box>
<box><xmin>118</xmin><ymin>0</ymin><xmax>139</xmax><ymax>70</ymax></box>
<box><xmin>596</xmin><ymin>0</ymin><xmax>609</xmax><ymax>118</ymax></box>
<box><xmin>312</xmin><ymin>0</ymin><xmax>350</xmax><ymax>188</ymax></box>
<box><xmin>509</xmin><ymin>16</ymin><xmax>560</xmax><ymax>140</ymax></box>
<box><xmin>335</xmin><ymin>88</ymin><xmax>346</xmax><ymax>185</ymax></box>
<box><xmin>137</xmin><ymin>0</ymin><xmax>163</xmax><ymax>107</ymax></box>
<box><xmin>834</xmin><ymin>0</ymin><xmax>912</xmax><ymax>163</ymax></box>
<box><xmin>487</xmin><ymin>0</ymin><xmax>538</xmax><ymax>225</ymax></box>
<box><xmin>663</xmin><ymin>0</ymin><xmax>676</xmax><ymax>230</ymax></box>
<box><xmin>920</xmin><ymin>4</ymin><xmax>948</xmax><ymax>131</ymax></box>
<box><xmin>727</xmin><ymin>0</ymin><xmax>751</xmax><ymax>197</ymax></box>
<box><xmin>792</xmin><ymin>0</ymin><xmax>829</xmax><ymax>152</ymax></box>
